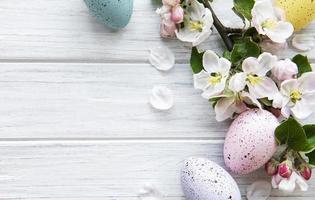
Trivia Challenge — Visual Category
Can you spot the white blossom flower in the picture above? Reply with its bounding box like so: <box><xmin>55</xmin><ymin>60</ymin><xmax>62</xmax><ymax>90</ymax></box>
<box><xmin>252</xmin><ymin>0</ymin><xmax>294</xmax><ymax>43</ymax></box>
<box><xmin>214</xmin><ymin>91</ymin><xmax>262</xmax><ymax>122</ymax></box>
<box><xmin>193</xmin><ymin>50</ymin><xmax>231</xmax><ymax>99</ymax></box>
<box><xmin>272</xmin><ymin>172</ymin><xmax>308</xmax><ymax>192</ymax></box>
<box><xmin>176</xmin><ymin>0</ymin><xmax>213</xmax><ymax>46</ymax></box>
<box><xmin>271</xmin><ymin>59</ymin><xmax>298</xmax><ymax>81</ymax></box>
<box><xmin>229</xmin><ymin>52</ymin><xmax>279</xmax><ymax>100</ymax></box>
<box><xmin>273</xmin><ymin>72</ymin><xmax>315</xmax><ymax>119</ymax></box>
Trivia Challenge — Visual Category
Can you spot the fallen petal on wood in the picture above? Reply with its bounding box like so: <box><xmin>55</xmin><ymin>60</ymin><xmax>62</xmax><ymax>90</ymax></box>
<box><xmin>149</xmin><ymin>46</ymin><xmax>175</xmax><ymax>71</ymax></box>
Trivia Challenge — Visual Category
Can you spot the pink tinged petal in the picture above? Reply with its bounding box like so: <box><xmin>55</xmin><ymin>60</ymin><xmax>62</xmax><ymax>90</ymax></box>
<box><xmin>265</xmin><ymin>21</ymin><xmax>294</xmax><ymax>43</ymax></box>
<box><xmin>271</xmin><ymin>59</ymin><xmax>298</xmax><ymax>81</ymax></box>
<box><xmin>278</xmin><ymin>175</ymin><xmax>296</xmax><ymax>192</ymax></box>
<box><xmin>241</xmin><ymin>91</ymin><xmax>262</xmax><ymax>109</ymax></box>
<box><xmin>202</xmin><ymin>50</ymin><xmax>220</xmax><ymax>73</ymax></box>
<box><xmin>298</xmin><ymin>72</ymin><xmax>315</xmax><ymax>94</ymax></box>
<box><xmin>214</xmin><ymin>97</ymin><xmax>237</xmax><ymax>121</ymax></box>
<box><xmin>229</xmin><ymin>73</ymin><xmax>247</xmax><ymax>93</ymax></box>
<box><xmin>260</xmin><ymin>39</ymin><xmax>288</xmax><ymax>55</ymax></box>
<box><xmin>291</xmin><ymin>98</ymin><xmax>313</xmax><ymax>120</ymax></box>
<box><xmin>242</xmin><ymin>57</ymin><xmax>260</xmax><ymax>74</ymax></box>
<box><xmin>272</xmin><ymin>174</ymin><xmax>283</xmax><ymax>188</ymax></box>
<box><xmin>171</xmin><ymin>5</ymin><xmax>184</xmax><ymax>24</ymax></box>
<box><xmin>160</xmin><ymin>21</ymin><xmax>177</xmax><ymax>38</ymax></box>
<box><xmin>201</xmin><ymin>79</ymin><xmax>226</xmax><ymax>99</ymax></box>
<box><xmin>193</xmin><ymin>70</ymin><xmax>210</xmax><ymax>90</ymax></box>
<box><xmin>281</xmin><ymin>79</ymin><xmax>299</xmax><ymax>97</ymax></box>
<box><xmin>295</xmin><ymin>174</ymin><xmax>309</xmax><ymax>191</ymax></box>
<box><xmin>248</xmin><ymin>77</ymin><xmax>279</xmax><ymax>99</ymax></box>
<box><xmin>256</xmin><ymin>52</ymin><xmax>278</xmax><ymax>76</ymax></box>
<box><xmin>218</xmin><ymin>58</ymin><xmax>231</xmax><ymax>76</ymax></box>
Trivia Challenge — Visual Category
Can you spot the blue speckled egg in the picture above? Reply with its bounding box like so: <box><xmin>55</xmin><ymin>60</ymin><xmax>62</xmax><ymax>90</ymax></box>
<box><xmin>84</xmin><ymin>0</ymin><xmax>133</xmax><ymax>29</ymax></box>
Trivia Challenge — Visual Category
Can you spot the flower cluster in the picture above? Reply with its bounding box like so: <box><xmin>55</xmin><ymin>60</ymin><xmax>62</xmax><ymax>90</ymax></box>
<box><xmin>194</xmin><ymin>50</ymin><xmax>315</xmax><ymax>121</ymax></box>
<box><xmin>156</xmin><ymin>0</ymin><xmax>315</xmax><ymax>194</ymax></box>
<box><xmin>265</xmin><ymin>153</ymin><xmax>312</xmax><ymax>192</ymax></box>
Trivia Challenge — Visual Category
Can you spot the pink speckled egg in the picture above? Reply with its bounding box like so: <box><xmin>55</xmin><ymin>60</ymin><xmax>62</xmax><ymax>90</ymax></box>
<box><xmin>224</xmin><ymin>109</ymin><xmax>279</xmax><ymax>175</ymax></box>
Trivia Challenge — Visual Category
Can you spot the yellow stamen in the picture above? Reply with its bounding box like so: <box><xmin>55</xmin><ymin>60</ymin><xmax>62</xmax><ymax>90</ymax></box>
<box><xmin>247</xmin><ymin>74</ymin><xmax>262</xmax><ymax>85</ymax></box>
<box><xmin>208</xmin><ymin>73</ymin><xmax>222</xmax><ymax>85</ymax></box>
<box><xmin>262</xmin><ymin>19</ymin><xmax>278</xmax><ymax>30</ymax></box>
<box><xmin>190</xmin><ymin>21</ymin><xmax>203</xmax><ymax>32</ymax></box>
<box><xmin>290</xmin><ymin>90</ymin><xmax>302</xmax><ymax>103</ymax></box>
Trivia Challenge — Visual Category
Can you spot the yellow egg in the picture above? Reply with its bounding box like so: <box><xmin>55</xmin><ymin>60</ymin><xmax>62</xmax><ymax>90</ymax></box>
<box><xmin>275</xmin><ymin>0</ymin><xmax>315</xmax><ymax>30</ymax></box>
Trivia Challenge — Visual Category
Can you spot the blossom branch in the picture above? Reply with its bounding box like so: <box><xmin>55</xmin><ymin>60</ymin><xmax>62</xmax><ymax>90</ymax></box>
<box><xmin>202</xmin><ymin>0</ymin><xmax>242</xmax><ymax>51</ymax></box>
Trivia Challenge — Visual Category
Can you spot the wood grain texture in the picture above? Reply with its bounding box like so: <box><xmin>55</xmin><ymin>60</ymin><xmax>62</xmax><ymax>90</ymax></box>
<box><xmin>0</xmin><ymin>0</ymin><xmax>314</xmax><ymax>199</ymax></box>
<box><xmin>0</xmin><ymin>141</ymin><xmax>315</xmax><ymax>199</ymax></box>
<box><xmin>0</xmin><ymin>63</ymin><xmax>230</xmax><ymax>139</ymax></box>
<box><xmin>0</xmin><ymin>0</ymin><xmax>313</xmax><ymax>63</ymax></box>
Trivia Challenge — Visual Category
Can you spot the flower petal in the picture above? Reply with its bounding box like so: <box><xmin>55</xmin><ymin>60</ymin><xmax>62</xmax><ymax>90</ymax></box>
<box><xmin>229</xmin><ymin>72</ymin><xmax>247</xmax><ymax>93</ymax></box>
<box><xmin>278</xmin><ymin>174</ymin><xmax>296</xmax><ymax>192</ymax></box>
<box><xmin>292</xmin><ymin>34</ymin><xmax>315</xmax><ymax>52</ymax></box>
<box><xmin>242</xmin><ymin>57</ymin><xmax>260</xmax><ymax>74</ymax></box>
<box><xmin>256</xmin><ymin>52</ymin><xmax>278</xmax><ymax>76</ymax></box>
<box><xmin>291</xmin><ymin>98</ymin><xmax>313</xmax><ymax>119</ymax></box>
<box><xmin>295</xmin><ymin>174</ymin><xmax>309</xmax><ymax>191</ymax></box>
<box><xmin>248</xmin><ymin>77</ymin><xmax>279</xmax><ymax>99</ymax></box>
<box><xmin>193</xmin><ymin>70</ymin><xmax>210</xmax><ymax>90</ymax></box>
<box><xmin>265</xmin><ymin>21</ymin><xmax>294</xmax><ymax>43</ymax></box>
<box><xmin>247</xmin><ymin>181</ymin><xmax>272</xmax><ymax>200</ymax></box>
<box><xmin>149</xmin><ymin>86</ymin><xmax>174</xmax><ymax>110</ymax></box>
<box><xmin>202</xmin><ymin>50</ymin><xmax>220</xmax><ymax>73</ymax></box>
<box><xmin>298</xmin><ymin>72</ymin><xmax>315</xmax><ymax>94</ymax></box>
<box><xmin>218</xmin><ymin>57</ymin><xmax>231</xmax><ymax>76</ymax></box>
<box><xmin>241</xmin><ymin>91</ymin><xmax>262</xmax><ymax>109</ymax></box>
<box><xmin>149</xmin><ymin>46</ymin><xmax>175</xmax><ymax>71</ymax></box>
<box><xmin>281</xmin><ymin>79</ymin><xmax>299</xmax><ymax>97</ymax></box>
<box><xmin>214</xmin><ymin>97</ymin><xmax>236</xmax><ymax>121</ymax></box>
<box><xmin>201</xmin><ymin>78</ymin><xmax>227</xmax><ymax>99</ymax></box>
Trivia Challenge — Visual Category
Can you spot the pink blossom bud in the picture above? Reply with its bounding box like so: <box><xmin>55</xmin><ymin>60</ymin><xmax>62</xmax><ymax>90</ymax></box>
<box><xmin>278</xmin><ymin>161</ymin><xmax>293</xmax><ymax>178</ymax></box>
<box><xmin>171</xmin><ymin>5</ymin><xmax>184</xmax><ymax>24</ymax></box>
<box><xmin>272</xmin><ymin>59</ymin><xmax>298</xmax><ymax>81</ymax></box>
<box><xmin>160</xmin><ymin>21</ymin><xmax>177</xmax><ymax>38</ymax></box>
<box><xmin>300</xmin><ymin>165</ymin><xmax>312</xmax><ymax>180</ymax></box>
<box><xmin>265</xmin><ymin>159</ymin><xmax>279</xmax><ymax>176</ymax></box>
<box><xmin>162</xmin><ymin>0</ymin><xmax>180</xmax><ymax>6</ymax></box>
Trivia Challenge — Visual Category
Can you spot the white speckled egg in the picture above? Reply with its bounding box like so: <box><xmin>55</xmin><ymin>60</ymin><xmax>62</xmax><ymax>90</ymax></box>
<box><xmin>224</xmin><ymin>109</ymin><xmax>279</xmax><ymax>175</ymax></box>
<box><xmin>181</xmin><ymin>157</ymin><xmax>241</xmax><ymax>200</ymax></box>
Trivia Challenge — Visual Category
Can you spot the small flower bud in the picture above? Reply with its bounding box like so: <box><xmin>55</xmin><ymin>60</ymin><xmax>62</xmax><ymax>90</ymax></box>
<box><xmin>162</xmin><ymin>0</ymin><xmax>180</xmax><ymax>6</ymax></box>
<box><xmin>278</xmin><ymin>161</ymin><xmax>293</xmax><ymax>178</ymax></box>
<box><xmin>171</xmin><ymin>5</ymin><xmax>184</xmax><ymax>24</ymax></box>
<box><xmin>271</xmin><ymin>59</ymin><xmax>298</xmax><ymax>81</ymax></box>
<box><xmin>300</xmin><ymin>165</ymin><xmax>312</xmax><ymax>181</ymax></box>
<box><xmin>265</xmin><ymin>159</ymin><xmax>279</xmax><ymax>176</ymax></box>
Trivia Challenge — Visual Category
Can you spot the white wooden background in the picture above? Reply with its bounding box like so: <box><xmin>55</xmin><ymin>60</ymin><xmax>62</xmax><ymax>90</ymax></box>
<box><xmin>0</xmin><ymin>0</ymin><xmax>314</xmax><ymax>199</ymax></box>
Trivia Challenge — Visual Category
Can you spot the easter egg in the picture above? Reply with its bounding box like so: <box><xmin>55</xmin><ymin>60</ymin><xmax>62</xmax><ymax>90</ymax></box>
<box><xmin>224</xmin><ymin>109</ymin><xmax>279</xmax><ymax>175</ymax></box>
<box><xmin>181</xmin><ymin>157</ymin><xmax>241</xmax><ymax>200</ymax></box>
<box><xmin>275</xmin><ymin>0</ymin><xmax>315</xmax><ymax>30</ymax></box>
<box><xmin>84</xmin><ymin>0</ymin><xmax>133</xmax><ymax>29</ymax></box>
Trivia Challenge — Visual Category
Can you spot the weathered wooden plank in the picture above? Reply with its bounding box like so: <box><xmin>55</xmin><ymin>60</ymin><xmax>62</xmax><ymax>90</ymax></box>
<box><xmin>0</xmin><ymin>63</ymin><xmax>231</xmax><ymax>139</ymax></box>
<box><xmin>0</xmin><ymin>0</ymin><xmax>313</xmax><ymax>62</ymax></box>
<box><xmin>0</xmin><ymin>141</ymin><xmax>314</xmax><ymax>199</ymax></box>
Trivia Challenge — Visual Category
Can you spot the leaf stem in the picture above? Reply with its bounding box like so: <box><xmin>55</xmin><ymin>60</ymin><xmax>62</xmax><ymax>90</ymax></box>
<box><xmin>202</xmin><ymin>0</ymin><xmax>243</xmax><ymax>51</ymax></box>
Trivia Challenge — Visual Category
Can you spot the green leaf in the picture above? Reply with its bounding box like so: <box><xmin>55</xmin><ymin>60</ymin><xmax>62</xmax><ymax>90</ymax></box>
<box><xmin>275</xmin><ymin>118</ymin><xmax>313</xmax><ymax>152</ymax></box>
<box><xmin>306</xmin><ymin>150</ymin><xmax>315</xmax><ymax>166</ymax></box>
<box><xmin>303</xmin><ymin>125</ymin><xmax>315</xmax><ymax>148</ymax></box>
<box><xmin>292</xmin><ymin>54</ymin><xmax>312</xmax><ymax>77</ymax></box>
<box><xmin>233</xmin><ymin>0</ymin><xmax>255</xmax><ymax>20</ymax></box>
<box><xmin>223</xmin><ymin>50</ymin><xmax>232</xmax><ymax>61</ymax></box>
<box><xmin>259</xmin><ymin>98</ymin><xmax>272</xmax><ymax>107</ymax></box>
<box><xmin>231</xmin><ymin>37</ymin><xmax>261</xmax><ymax>64</ymax></box>
<box><xmin>190</xmin><ymin>47</ymin><xmax>204</xmax><ymax>74</ymax></box>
